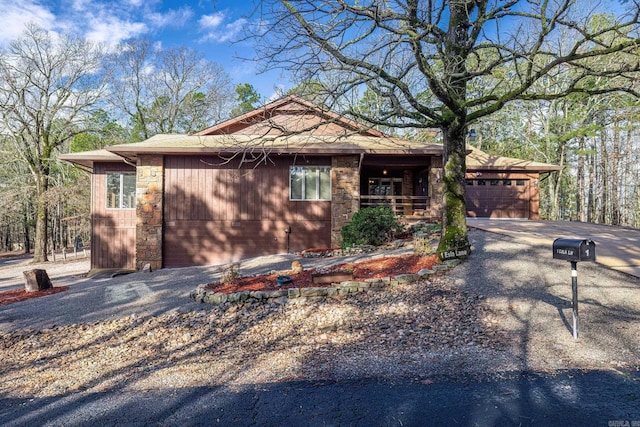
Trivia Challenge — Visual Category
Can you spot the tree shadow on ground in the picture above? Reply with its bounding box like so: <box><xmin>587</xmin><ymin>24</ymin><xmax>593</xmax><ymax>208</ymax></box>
<box><xmin>2</xmin><ymin>370</ymin><xmax>639</xmax><ymax>426</ymax></box>
<box><xmin>2</xmin><ymin>228</ymin><xmax>639</xmax><ymax>425</ymax></box>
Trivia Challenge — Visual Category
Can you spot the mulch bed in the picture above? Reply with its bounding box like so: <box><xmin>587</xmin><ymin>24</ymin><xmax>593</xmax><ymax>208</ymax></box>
<box><xmin>0</xmin><ymin>254</ymin><xmax>438</xmax><ymax>305</ymax></box>
<box><xmin>0</xmin><ymin>287</ymin><xmax>69</xmax><ymax>306</ymax></box>
<box><xmin>206</xmin><ymin>254</ymin><xmax>439</xmax><ymax>294</ymax></box>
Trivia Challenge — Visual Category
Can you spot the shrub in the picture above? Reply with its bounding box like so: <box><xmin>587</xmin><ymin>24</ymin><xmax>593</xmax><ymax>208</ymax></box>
<box><xmin>221</xmin><ymin>263</ymin><xmax>241</xmax><ymax>284</ymax></box>
<box><xmin>341</xmin><ymin>206</ymin><xmax>403</xmax><ymax>248</ymax></box>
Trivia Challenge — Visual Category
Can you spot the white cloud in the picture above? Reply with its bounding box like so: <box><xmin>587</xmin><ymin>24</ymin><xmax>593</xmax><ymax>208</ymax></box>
<box><xmin>85</xmin><ymin>15</ymin><xmax>148</xmax><ymax>47</ymax></box>
<box><xmin>200</xmin><ymin>16</ymin><xmax>248</xmax><ymax>43</ymax></box>
<box><xmin>70</xmin><ymin>0</ymin><xmax>92</xmax><ymax>12</ymax></box>
<box><xmin>0</xmin><ymin>0</ymin><xmax>250</xmax><ymax>52</ymax></box>
<box><xmin>149</xmin><ymin>7</ymin><xmax>193</xmax><ymax>29</ymax></box>
<box><xmin>199</xmin><ymin>11</ymin><xmax>225</xmax><ymax>30</ymax></box>
<box><xmin>0</xmin><ymin>0</ymin><xmax>56</xmax><ymax>45</ymax></box>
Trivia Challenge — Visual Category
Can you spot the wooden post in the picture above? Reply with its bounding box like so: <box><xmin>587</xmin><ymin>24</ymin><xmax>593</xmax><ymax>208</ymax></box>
<box><xmin>23</xmin><ymin>269</ymin><xmax>53</xmax><ymax>292</ymax></box>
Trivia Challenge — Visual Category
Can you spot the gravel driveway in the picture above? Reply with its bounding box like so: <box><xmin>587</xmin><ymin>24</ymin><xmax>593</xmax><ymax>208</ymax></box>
<box><xmin>1</xmin><ymin>228</ymin><xmax>639</xmax><ymax>400</ymax></box>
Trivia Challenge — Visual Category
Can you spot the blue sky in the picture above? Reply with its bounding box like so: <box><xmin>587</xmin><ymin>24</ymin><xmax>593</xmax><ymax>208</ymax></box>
<box><xmin>0</xmin><ymin>0</ymin><xmax>287</xmax><ymax>100</ymax></box>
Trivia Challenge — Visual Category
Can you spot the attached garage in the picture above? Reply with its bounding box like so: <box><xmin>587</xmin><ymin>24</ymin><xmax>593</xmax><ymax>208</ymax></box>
<box><xmin>465</xmin><ymin>148</ymin><xmax>562</xmax><ymax>220</ymax></box>
<box><xmin>465</xmin><ymin>176</ymin><xmax>531</xmax><ymax>219</ymax></box>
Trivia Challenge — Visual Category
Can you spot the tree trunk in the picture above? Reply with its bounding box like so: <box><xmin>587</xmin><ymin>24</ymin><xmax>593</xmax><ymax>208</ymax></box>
<box><xmin>22</xmin><ymin>199</ymin><xmax>31</xmax><ymax>254</ymax></box>
<box><xmin>611</xmin><ymin>118</ymin><xmax>620</xmax><ymax>225</ymax></box>
<box><xmin>33</xmin><ymin>173</ymin><xmax>48</xmax><ymax>262</ymax></box>
<box><xmin>577</xmin><ymin>136</ymin><xmax>586</xmax><ymax>222</ymax></box>
<box><xmin>552</xmin><ymin>144</ymin><xmax>566</xmax><ymax>221</ymax></box>
<box><xmin>598</xmin><ymin>128</ymin><xmax>608</xmax><ymax>224</ymax></box>
<box><xmin>437</xmin><ymin>124</ymin><xmax>470</xmax><ymax>259</ymax></box>
<box><xmin>587</xmin><ymin>146</ymin><xmax>595</xmax><ymax>223</ymax></box>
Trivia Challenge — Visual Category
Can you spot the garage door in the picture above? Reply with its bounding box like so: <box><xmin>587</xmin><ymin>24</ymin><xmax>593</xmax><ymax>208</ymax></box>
<box><xmin>465</xmin><ymin>178</ymin><xmax>529</xmax><ymax>219</ymax></box>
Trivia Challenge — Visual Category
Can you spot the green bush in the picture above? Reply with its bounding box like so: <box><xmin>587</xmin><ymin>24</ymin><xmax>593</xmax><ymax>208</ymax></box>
<box><xmin>341</xmin><ymin>206</ymin><xmax>403</xmax><ymax>248</ymax></box>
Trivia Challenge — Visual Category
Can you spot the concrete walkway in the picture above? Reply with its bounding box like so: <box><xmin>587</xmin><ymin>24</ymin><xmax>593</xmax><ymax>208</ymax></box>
<box><xmin>467</xmin><ymin>218</ymin><xmax>640</xmax><ymax>278</ymax></box>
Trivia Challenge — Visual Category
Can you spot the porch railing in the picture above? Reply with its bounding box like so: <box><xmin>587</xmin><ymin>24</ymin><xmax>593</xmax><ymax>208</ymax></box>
<box><xmin>359</xmin><ymin>195</ymin><xmax>431</xmax><ymax>216</ymax></box>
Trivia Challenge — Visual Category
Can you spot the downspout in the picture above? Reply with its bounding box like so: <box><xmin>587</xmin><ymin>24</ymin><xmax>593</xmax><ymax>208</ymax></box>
<box><xmin>358</xmin><ymin>152</ymin><xmax>365</xmax><ymax>209</ymax></box>
<box><xmin>120</xmin><ymin>156</ymin><xmax>138</xmax><ymax>168</ymax></box>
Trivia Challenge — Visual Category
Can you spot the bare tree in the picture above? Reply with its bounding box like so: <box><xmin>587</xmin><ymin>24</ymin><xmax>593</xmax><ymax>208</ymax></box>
<box><xmin>0</xmin><ymin>25</ymin><xmax>105</xmax><ymax>262</ymax></box>
<box><xmin>107</xmin><ymin>39</ymin><xmax>235</xmax><ymax>140</ymax></box>
<box><xmin>251</xmin><ymin>0</ymin><xmax>640</xmax><ymax>255</ymax></box>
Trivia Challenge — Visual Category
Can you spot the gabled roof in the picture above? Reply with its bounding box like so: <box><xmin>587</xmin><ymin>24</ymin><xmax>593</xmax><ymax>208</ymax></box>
<box><xmin>61</xmin><ymin>95</ymin><xmax>433</xmax><ymax>168</ymax></box>
<box><xmin>196</xmin><ymin>95</ymin><xmax>387</xmax><ymax>138</ymax></box>
<box><xmin>102</xmin><ymin>133</ymin><xmax>444</xmax><ymax>164</ymax></box>
<box><xmin>466</xmin><ymin>147</ymin><xmax>562</xmax><ymax>172</ymax></box>
<box><xmin>60</xmin><ymin>97</ymin><xmax>559</xmax><ymax>174</ymax></box>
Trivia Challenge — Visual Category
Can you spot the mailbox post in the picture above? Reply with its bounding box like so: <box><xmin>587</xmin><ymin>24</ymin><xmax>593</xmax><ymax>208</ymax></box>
<box><xmin>552</xmin><ymin>238</ymin><xmax>596</xmax><ymax>339</ymax></box>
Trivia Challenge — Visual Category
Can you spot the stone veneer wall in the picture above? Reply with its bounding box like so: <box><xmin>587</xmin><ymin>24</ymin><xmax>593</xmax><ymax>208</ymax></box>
<box><xmin>331</xmin><ymin>155</ymin><xmax>360</xmax><ymax>247</ymax></box>
<box><xmin>136</xmin><ymin>155</ymin><xmax>164</xmax><ymax>271</ymax></box>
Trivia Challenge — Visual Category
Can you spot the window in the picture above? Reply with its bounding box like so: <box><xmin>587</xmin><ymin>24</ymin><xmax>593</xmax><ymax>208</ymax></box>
<box><xmin>368</xmin><ymin>177</ymin><xmax>402</xmax><ymax>196</ymax></box>
<box><xmin>107</xmin><ymin>173</ymin><xmax>136</xmax><ymax>209</ymax></box>
<box><xmin>290</xmin><ymin>166</ymin><xmax>331</xmax><ymax>200</ymax></box>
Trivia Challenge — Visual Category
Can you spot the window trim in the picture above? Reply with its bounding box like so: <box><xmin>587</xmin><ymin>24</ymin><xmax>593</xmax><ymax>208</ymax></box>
<box><xmin>289</xmin><ymin>166</ymin><xmax>332</xmax><ymax>201</ymax></box>
<box><xmin>106</xmin><ymin>172</ymin><xmax>136</xmax><ymax>210</ymax></box>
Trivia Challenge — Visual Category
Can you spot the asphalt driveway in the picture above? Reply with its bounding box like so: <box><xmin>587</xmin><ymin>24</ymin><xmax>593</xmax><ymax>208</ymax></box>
<box><xmin>467</xmin><ymin>218</ymin><xmax>640</xmax><ymax>278</ymax></box>
<box><xmin>2</xmin><ymin>220</ymin><xmax>640</xmax><ymax>425</ymax></box>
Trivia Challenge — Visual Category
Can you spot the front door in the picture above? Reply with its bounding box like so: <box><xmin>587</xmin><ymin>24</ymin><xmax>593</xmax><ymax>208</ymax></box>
<box><xmin>367</xmin><ymin>177</ymin><xmax>403</xmax><ymax>213</ymax></box>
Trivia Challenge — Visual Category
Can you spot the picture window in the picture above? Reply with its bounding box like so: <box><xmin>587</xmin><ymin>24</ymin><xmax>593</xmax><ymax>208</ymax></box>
<box><xmin>290</xmin><ymin>166</ymin><xmax>331</xmax><ymax>201</ymax></box>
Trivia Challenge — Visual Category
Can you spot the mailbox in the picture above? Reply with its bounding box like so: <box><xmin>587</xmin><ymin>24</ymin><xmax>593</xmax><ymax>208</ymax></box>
<box><xmin>553</xmin><ymin>238</ymin><xmax>596</xmax><ymax>262</ymax></box>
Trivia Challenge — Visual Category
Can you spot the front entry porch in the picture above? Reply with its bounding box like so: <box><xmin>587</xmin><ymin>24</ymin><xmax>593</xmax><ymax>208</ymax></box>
<box><xmin>358</xmin><ymin>155</ymin><xmax>442</xmax><ymax>220</ymax></box>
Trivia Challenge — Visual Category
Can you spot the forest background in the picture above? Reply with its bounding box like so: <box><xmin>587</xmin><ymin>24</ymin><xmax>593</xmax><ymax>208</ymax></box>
<box><xmin>1</xmin><ymin>3</ymin><xmax>639</xmax><ymax>258</ymax></box>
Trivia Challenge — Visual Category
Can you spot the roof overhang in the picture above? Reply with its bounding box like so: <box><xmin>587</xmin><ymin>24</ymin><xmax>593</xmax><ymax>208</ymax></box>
<box><xmin>103</xmin><ymin>134</ymin><xmax>444</xmax><ymax>163</ymax></box>
<box><xmin>58</xmin><ymin>149</ymin><xmax>127</xmax><ymax>169</ymax></box>
<box><xmin>466</xmin><ymin>148</ymin><xmax>562</xmax><ymax>173</ymax></box>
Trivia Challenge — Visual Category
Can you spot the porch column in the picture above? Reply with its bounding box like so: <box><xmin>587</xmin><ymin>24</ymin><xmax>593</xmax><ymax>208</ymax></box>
<box><xmin>136</xmin><ymin>154</ymin><xmax>164</xmax><ymax>271</ymax></box>
<box><xmin>402</xmin><ymin>169</ymin><xmax>413</xmax><ymax>215</ymax></box>
<box><xmin>331</xmin><ymin>155</ymin><xmax>360</xmax><ymax>247</ymax></box>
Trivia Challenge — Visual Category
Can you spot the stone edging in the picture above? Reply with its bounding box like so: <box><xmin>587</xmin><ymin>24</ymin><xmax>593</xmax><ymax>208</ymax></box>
<box><xmin>190</xmin><ymin>261</ymin><xmax>460</xmax><ymax>306</ymax></box>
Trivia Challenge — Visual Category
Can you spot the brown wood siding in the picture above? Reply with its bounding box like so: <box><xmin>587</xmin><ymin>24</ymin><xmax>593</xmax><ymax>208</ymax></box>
<box><xmin>91</xmin><ymin>163</ymin><xmax>137</xmax><ymax>269</ymax></box>
<box><xmin>465</xmin><ymin>172</ymin><xmax>539</xmax><ymax>219</ymax></box>
<box><xmin>163</xmin><ymin>155</ymin><xmax>332</xmax><ymax>267</ymax></box>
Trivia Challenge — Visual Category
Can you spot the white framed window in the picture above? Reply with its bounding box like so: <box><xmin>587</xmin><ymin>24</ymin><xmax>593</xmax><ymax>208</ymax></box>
<box><xmin>106</xmin><ymin>173</ymin><xmax>136</xmax><ymax>209</ymax></box>
<box><xmin>290</xmin><ymin>166</ymin><xmax>331</xmax><ymax>201</ymax></box>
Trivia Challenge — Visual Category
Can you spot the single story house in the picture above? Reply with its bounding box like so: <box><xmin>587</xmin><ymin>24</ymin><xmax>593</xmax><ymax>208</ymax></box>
<box><xmin>61</xmin><ymin>95</ymin><xmax>560</xmax><ymax>271</ymax></box>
